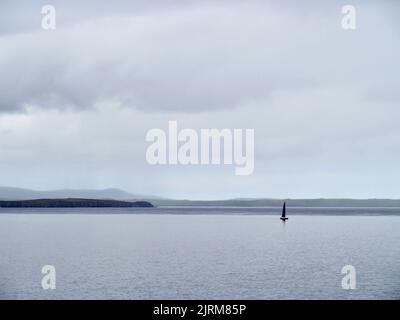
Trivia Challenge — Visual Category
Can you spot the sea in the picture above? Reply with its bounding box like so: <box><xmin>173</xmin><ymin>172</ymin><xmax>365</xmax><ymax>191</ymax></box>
<box><xmin>0</xmin><ymin>207</ymin><xmax>399</xmax><ymax>299</ymax></box>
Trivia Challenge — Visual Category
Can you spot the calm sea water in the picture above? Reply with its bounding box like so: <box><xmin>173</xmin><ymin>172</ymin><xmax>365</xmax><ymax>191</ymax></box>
<box><xmin>0</xmin><ymin>207</ymin><xmax>399</xmax><ymax>299</ymax></box>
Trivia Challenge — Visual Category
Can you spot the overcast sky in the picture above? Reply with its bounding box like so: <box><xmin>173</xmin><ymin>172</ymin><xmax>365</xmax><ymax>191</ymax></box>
<box><xmin>0</xmin><ymin>0</ymin><xmax>399</xmax><ymax>199</ymax></box>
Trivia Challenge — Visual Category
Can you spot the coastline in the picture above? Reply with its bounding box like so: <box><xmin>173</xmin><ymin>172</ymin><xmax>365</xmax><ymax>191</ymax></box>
<box><xmin>1</xmin><ymin>206</ymin><xmax>400</xmax><ymax>216</ymax></box>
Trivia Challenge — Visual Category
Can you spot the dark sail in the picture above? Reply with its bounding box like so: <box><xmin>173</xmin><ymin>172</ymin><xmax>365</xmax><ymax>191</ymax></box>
<box><xmin>281</xmin><ymin>202</ymin><xmax>286</xmax><ymax>218</ymax></box>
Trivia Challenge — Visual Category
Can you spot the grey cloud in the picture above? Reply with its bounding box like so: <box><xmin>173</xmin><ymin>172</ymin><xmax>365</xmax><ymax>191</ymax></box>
<box><xmin>0</xmin><ymin>2</ymin><xmax>320</xmax><ymax>113</ymax></box>
<box><xmin>364</xmin><ymin>85</ymin><xmax>400</xmax><ymax>103</ymax></box>
<box><xmin>0</xmin><ymin>0</ymin><xmax>203</xmax><ymax>36</ymax></box>
<box><xmin>0</xmin><ymin>1</ymin><xmax>398</xmax><ymax>114</ymax></box>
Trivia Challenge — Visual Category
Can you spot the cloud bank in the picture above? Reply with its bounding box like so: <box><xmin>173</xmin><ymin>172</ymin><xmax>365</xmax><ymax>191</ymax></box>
<box><xmin>1</xmin><ymin>1</ymin><xmax>397</xmax><ymax>114</ymax></box>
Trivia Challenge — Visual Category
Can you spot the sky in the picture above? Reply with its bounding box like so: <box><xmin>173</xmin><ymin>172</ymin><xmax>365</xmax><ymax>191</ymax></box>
<box><xmin>0</xmin><ymin>0</ymin><xmax>399</xmax><ymax>199</ymax></box>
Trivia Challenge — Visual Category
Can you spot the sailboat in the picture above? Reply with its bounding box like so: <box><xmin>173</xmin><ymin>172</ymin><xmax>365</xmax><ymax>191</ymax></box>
<box><xmin>280</xmin><ymin>202</ymin><xmax>288</xmax><ymax>221</ymax></box>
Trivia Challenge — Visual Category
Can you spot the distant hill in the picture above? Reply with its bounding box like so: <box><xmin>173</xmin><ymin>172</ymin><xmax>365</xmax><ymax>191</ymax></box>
<box><xmin>151</xmin><ymin>198</ymin><xmax>400</xmax><ymax>207</ymax></box>
<box><xmin>0</xmin><ymin>198</ymin><xmax>153</xmax><ymax>208</ymax></box>
<box><xmin>0</xmin><ymin>187</ymin><xmax>161</xmax><ymax>201</ymax></box>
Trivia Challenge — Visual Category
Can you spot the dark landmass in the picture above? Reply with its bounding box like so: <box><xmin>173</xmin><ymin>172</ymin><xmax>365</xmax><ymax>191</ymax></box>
<box><xmin>0</xmin><ymin>198</ymin><xmax>154</xmax><ymax>208</ymax></box>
